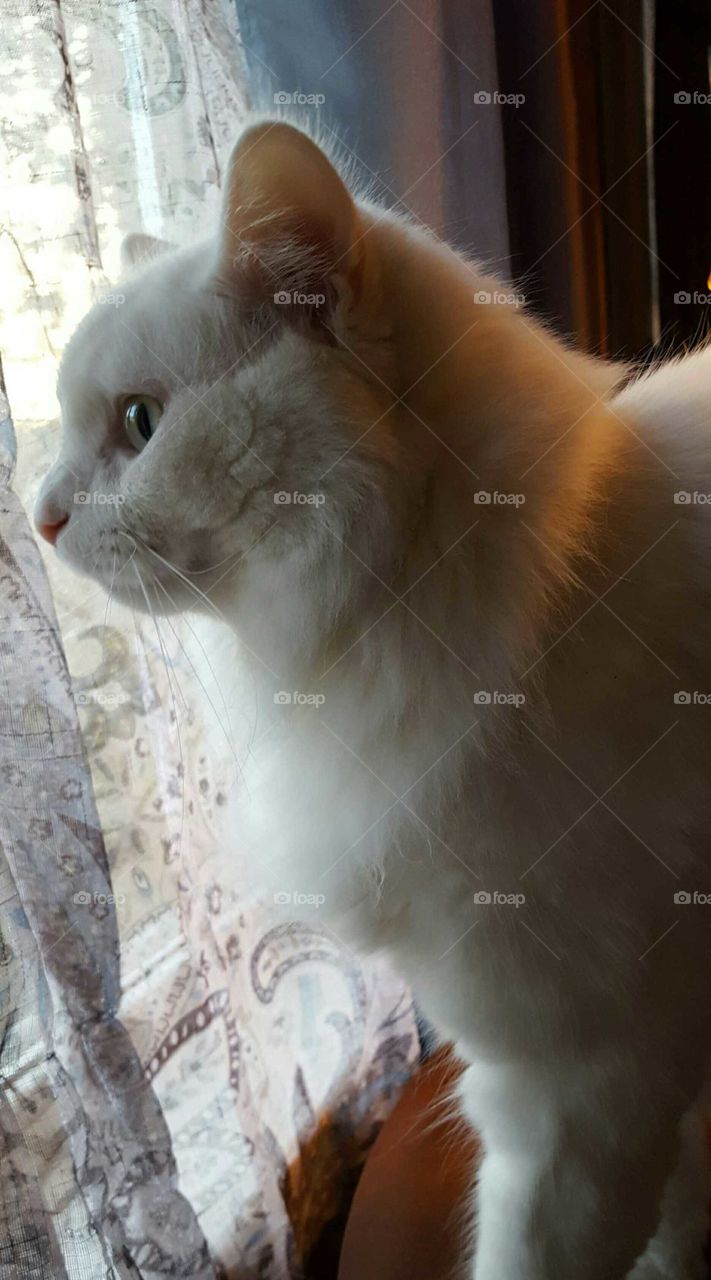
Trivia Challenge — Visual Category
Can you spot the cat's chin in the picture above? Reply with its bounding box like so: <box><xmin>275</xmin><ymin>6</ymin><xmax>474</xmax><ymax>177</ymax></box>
<box><xmin>99</xmin><ymin>574</ymin><xmax>204</xmax><ymax>618</ymax></box>
<box><xmin>62</xmin><ymin>555</ymin><xmax>204</xmax><ymax>619</ymax></box>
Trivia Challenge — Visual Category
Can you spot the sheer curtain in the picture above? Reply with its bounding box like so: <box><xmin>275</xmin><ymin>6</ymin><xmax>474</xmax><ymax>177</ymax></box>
<box><xmin>0</xmin><ymin>3</ymin><xmax>418</xmax><ymax>1277</ymax></box>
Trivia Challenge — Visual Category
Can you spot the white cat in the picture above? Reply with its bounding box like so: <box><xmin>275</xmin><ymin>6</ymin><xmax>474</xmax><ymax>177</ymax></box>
<box><xmin>36</xmin><ymin>119</ymin><xmax>711</xmax><ymax>1279</ymax></box>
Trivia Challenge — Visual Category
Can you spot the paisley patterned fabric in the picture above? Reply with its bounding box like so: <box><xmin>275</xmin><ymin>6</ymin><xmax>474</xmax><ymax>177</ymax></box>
<box><xmin>0</xmin><ymin>4</ymin><xmax>418</xmax><ymax>1276</ymax></box>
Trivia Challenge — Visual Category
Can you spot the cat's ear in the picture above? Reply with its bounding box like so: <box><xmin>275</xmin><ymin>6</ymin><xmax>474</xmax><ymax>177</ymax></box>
<box><xmin>214</xmin><ymin>122</ymin><xmax>367</xmax><ymax>319</ymax></box>
<box><xmin>120</xmin><ymin>233</ymin><xmax>172</xmax><ymax>272</ymax></box>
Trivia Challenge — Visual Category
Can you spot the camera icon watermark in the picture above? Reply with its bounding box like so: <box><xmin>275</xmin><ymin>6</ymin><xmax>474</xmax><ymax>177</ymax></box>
<box><xmin>674</xmin><ymin>890</ymin><xmax>710</xmax><ymax>904</ymax></box>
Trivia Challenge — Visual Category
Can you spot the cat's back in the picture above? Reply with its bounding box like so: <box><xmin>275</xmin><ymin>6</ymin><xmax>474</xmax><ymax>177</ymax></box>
<box><xmin>613</xmin><ymin>344</ymin><xmax>711</xmax><ymax>479</ymax></box>
<box><xmin>601</xmin><ymin>345</ymin><xmax>711</xmax><ymax>619</ymax></box>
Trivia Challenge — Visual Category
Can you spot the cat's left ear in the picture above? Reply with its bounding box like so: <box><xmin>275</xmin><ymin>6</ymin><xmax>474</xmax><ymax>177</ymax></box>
<box><xmin>120</xmin><ymin>233</ymin><xmax>173</xmax><ymax>272</ymax></box>
<box><xmin>214</xmin><ymin>121</ymin><xmax>371</xmax><ymax>322</ymax></box>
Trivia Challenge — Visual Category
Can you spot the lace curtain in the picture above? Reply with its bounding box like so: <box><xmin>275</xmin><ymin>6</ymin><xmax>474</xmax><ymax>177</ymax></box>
<box><xmin>0</xmin><ymin>3</ymin><xmax>418</xmax><ymax>1276</ymax></box>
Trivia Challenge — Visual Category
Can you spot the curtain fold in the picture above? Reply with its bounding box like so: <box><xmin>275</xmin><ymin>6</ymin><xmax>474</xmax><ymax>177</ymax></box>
<box><xmin>0</xmin><ymin>376</ymin><xmax>215</xmax><ymax>1278</ymax></box>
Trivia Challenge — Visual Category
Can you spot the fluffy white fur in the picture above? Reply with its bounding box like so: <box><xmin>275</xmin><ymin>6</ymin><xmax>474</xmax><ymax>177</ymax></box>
<box><xmin>36</xmin><ymin>119</ymin><xmax>711</xmax><ymax>1278</ymax></box>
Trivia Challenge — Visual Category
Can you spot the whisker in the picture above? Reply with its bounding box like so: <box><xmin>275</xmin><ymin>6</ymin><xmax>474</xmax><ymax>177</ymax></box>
<box><xmin>130</xmin><ymin>533</ymin><xmax>232</xmax><ymax>627</ymax></box>
<box><xmin>104</xmin><ymin>546</ymin><xmax>117</xmax><ymax>628</ymax></box>
<box><xmin>116</xmin><ymin>524</ymin><xmax>228</xmax><ymax>721</ymax></box>
<box><xmin>150</xmin><ymin>573</ymin><xmax>243</xmax><ymax>779</ymax></box>
<box><xmin>113</xmin><ymin>533</ymin><xmax>139</xmax><ymax>581</ymax></box>
<box><xmin>189</xmin><ymin>546</ymin><xmax>250</xmax><ymax>576</ymax></box>
<box><xmin>132</xmin><ymin>560</ymin><xmax>187</xmax><ymax>853</ymax></box>
<box><xmin>130</xmin><ymin>534</ymin><xmax>282</xmax><ymax>683</ymax></box>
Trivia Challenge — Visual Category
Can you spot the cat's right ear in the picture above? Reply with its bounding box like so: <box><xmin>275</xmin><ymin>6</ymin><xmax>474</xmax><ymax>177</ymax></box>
<box><xmin>120</xmin><ymin>233</ymin><xmax>172</xmax><ymax>272</ymax></box>
<box><xmin>213</xmin><ymin>121</ymin><xmax>376</xmax><ymax>327</ymax></box>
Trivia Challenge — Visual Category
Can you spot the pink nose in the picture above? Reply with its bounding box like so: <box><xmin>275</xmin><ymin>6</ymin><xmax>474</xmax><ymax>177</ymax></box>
<box><xmin>36</xmin><ymin>515</ymin><xmax>69</xmax><ymax>546</ymax></box>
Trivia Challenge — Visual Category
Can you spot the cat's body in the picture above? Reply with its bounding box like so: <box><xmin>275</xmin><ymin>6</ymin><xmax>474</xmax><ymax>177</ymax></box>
<box><xmin>36</xmin><ymin>119</ymin><xmax>711</xmax><ymax>1278</ymax></box>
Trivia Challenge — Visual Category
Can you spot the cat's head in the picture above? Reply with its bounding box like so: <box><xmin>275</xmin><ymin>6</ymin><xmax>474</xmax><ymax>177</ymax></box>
<box><xmin>34</xmin><ymin>121</ymin><xmax>426</xmax><ymax>636</ymax></box>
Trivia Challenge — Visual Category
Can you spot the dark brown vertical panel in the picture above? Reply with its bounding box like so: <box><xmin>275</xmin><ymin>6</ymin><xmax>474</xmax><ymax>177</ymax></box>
<box><xmin>494</xmin><ymin>0</ymin><xmax>654</xmax><ymax>357</ymax></box>
<box><xmin>555</xmin><ymin>0</ymin><xmax>610</xmax><ymax>353</ymax></box>
<box><xmin>653</xmin><ymin>0</ymin><xmax>711</xmax><ymax>345</ymax></box>
<box><xmin>591</xmin><ymin>0</ymin><xmax>654</xmax><ymax>357</ymax></box>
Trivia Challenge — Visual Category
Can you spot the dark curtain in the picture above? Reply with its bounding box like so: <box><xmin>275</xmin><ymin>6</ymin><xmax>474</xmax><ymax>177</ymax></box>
<box><xmin>653</xmin><ymin>0</ymin><xmax>711</xmax><ymax>345</ymax></box>
<box><xmin>496</xmin><ymin>0</ymin><xmax>710</xmax><ymax>359</ymax></box>
<box><xmin>493</xmin><ymin>0</ymin><xmax>655</xmax><ymax>358</ymax></box>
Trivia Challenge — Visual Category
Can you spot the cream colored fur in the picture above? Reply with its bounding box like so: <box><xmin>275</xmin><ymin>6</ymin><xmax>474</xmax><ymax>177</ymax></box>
<box><xmin>36</xmin><ymin>119</ymin><xmax>711</xmax><ymax>1279</ymax></box>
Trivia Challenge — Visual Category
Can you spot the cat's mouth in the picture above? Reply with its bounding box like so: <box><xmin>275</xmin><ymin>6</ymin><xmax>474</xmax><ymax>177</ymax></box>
<box><xmin>53</xmin><ymin>523</ymin><xmax>203</xmax><ymax>619</ymax></box>
<box><xmin>104</xmin><ymin>538</ymin><xmax>206</xmax><ymax>617</ymax></box>
<box><xmin>97</xmin><ymin>557</ymin><xmax>203</xmax><ymax>618</ymax></box>
<box><xmin>54</xmin><ymin>515</ymin><xmax>236</xmax><ymax>621</ymax></box>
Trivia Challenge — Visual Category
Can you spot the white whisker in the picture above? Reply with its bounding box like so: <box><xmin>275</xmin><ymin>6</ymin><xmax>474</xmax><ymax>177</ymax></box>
<box><xmin>132</xmin><ymin>559</ymin><xmax>187</xmax><ymax>854</ymax></box>
<box><xmin>104</xmin><ymin>546</ymin><xmax>117</xmax><ymax>628</ymax></box>
<box><xmin>150</xmin><ymin>573</ymin><xmax>243</xmax><ymax>780</ymax></box>
<box><xmin>131</xmin><ymin>533</ymin><xmax>232</xmax><ymax>627</ymax></box>
<box><xmin>130</xmin><ymin>533</ymin><xmax>282</xmax><ymax>682</ymax></box>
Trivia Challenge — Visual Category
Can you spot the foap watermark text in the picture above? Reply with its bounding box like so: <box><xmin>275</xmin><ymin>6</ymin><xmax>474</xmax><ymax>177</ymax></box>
<box><xmin>474</xmin><ymin>490</ymin><xmax>526</xmax><ymax>508</ymax></box>
<box><xmin>474</xmin><ymin>289</ymin><xmax>526</xmax><ymax>307</ymax></box>
<box><xmin>75</xmin><ymin>491</ymin><xmax>125</xmax><ymax>506</ymax></box>
<box><xmin>474</xmin><ymin>91</ymin><xmax>525</xmax><ymax>108</ymax></box>
<box><xmin>74</xmin><ymin>891</ymin><xmax>125</xmax><ymax>906</ymax></box>
<box><xmin>274</xmin><ymin>91</ymin><xmax>326</xmax><ymax>107</ymax></box>
<box><xmin>274</xmin><ymin>290</ymin><xmax>326</xmax><ymax>307</ymax></box>
<box><xmin>474</xmin><ymin>690</ymin><xmax>526</xmax><ymax>707</ymax></box>
<box><xmin>274</xmin><ymin>490</ymin><xmax>325</xmax><ymax>506</ymax></box>
<box><xmin>76</xmin><ymin>690</ymin><xmax>129</xmax><ymax>708</ymax></box>
<box><xmin>274</xmin><ymin>890</ymin><xmax>326</xmax><ymax>907</ymax></box>
<box><xmin>474</xmin><ymin>890</ymin><xmax>526</xmax><ymax>907</ymax></box>
<box><xmin>274</xmin><ymin>690</ymin><xmax>325</xmax><ymax>707</ymax></box>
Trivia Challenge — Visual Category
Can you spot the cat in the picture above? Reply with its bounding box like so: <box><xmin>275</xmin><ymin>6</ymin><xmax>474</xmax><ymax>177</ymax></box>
<box><xmin>36</xmin><ymin>117</ymin><xmax>711</xmax><ymax>1279</ymax></box>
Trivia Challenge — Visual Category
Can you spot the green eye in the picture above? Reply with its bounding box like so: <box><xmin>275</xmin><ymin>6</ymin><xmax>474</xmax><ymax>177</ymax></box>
<box><xmin>124</xmin><ymin>395</ymin><xmax>163</xmax><ymax>451</ymax></box>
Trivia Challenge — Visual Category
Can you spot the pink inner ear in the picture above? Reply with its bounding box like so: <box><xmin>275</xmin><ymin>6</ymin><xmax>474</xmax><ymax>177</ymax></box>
<box><xmin>216</xmin><ymin>210</ymin><xmax>358</xmax><ymax>326</ymax></box>
<box><xmin>215</xmin><ymin>122</ymin><xmax>362</xmax><ymax>311</ymax></box>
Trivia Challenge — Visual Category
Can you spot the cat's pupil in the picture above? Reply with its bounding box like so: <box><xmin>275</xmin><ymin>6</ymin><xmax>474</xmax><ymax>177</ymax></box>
<box><xmin>124</xmin><ymin>395</ymin><xmax>161</xmax><ymax>451</ymax></box>
<box><xmin>135</xmin><ymin>403</ymin><xmax>152</xmax><ymax>441</ymax></box>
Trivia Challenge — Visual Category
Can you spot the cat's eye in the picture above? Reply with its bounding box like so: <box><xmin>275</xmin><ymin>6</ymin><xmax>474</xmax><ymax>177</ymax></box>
<box><xmin>124</xmin><ymin>395</ymin><xmax>163</xmax><ymax>451</ymax></box>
